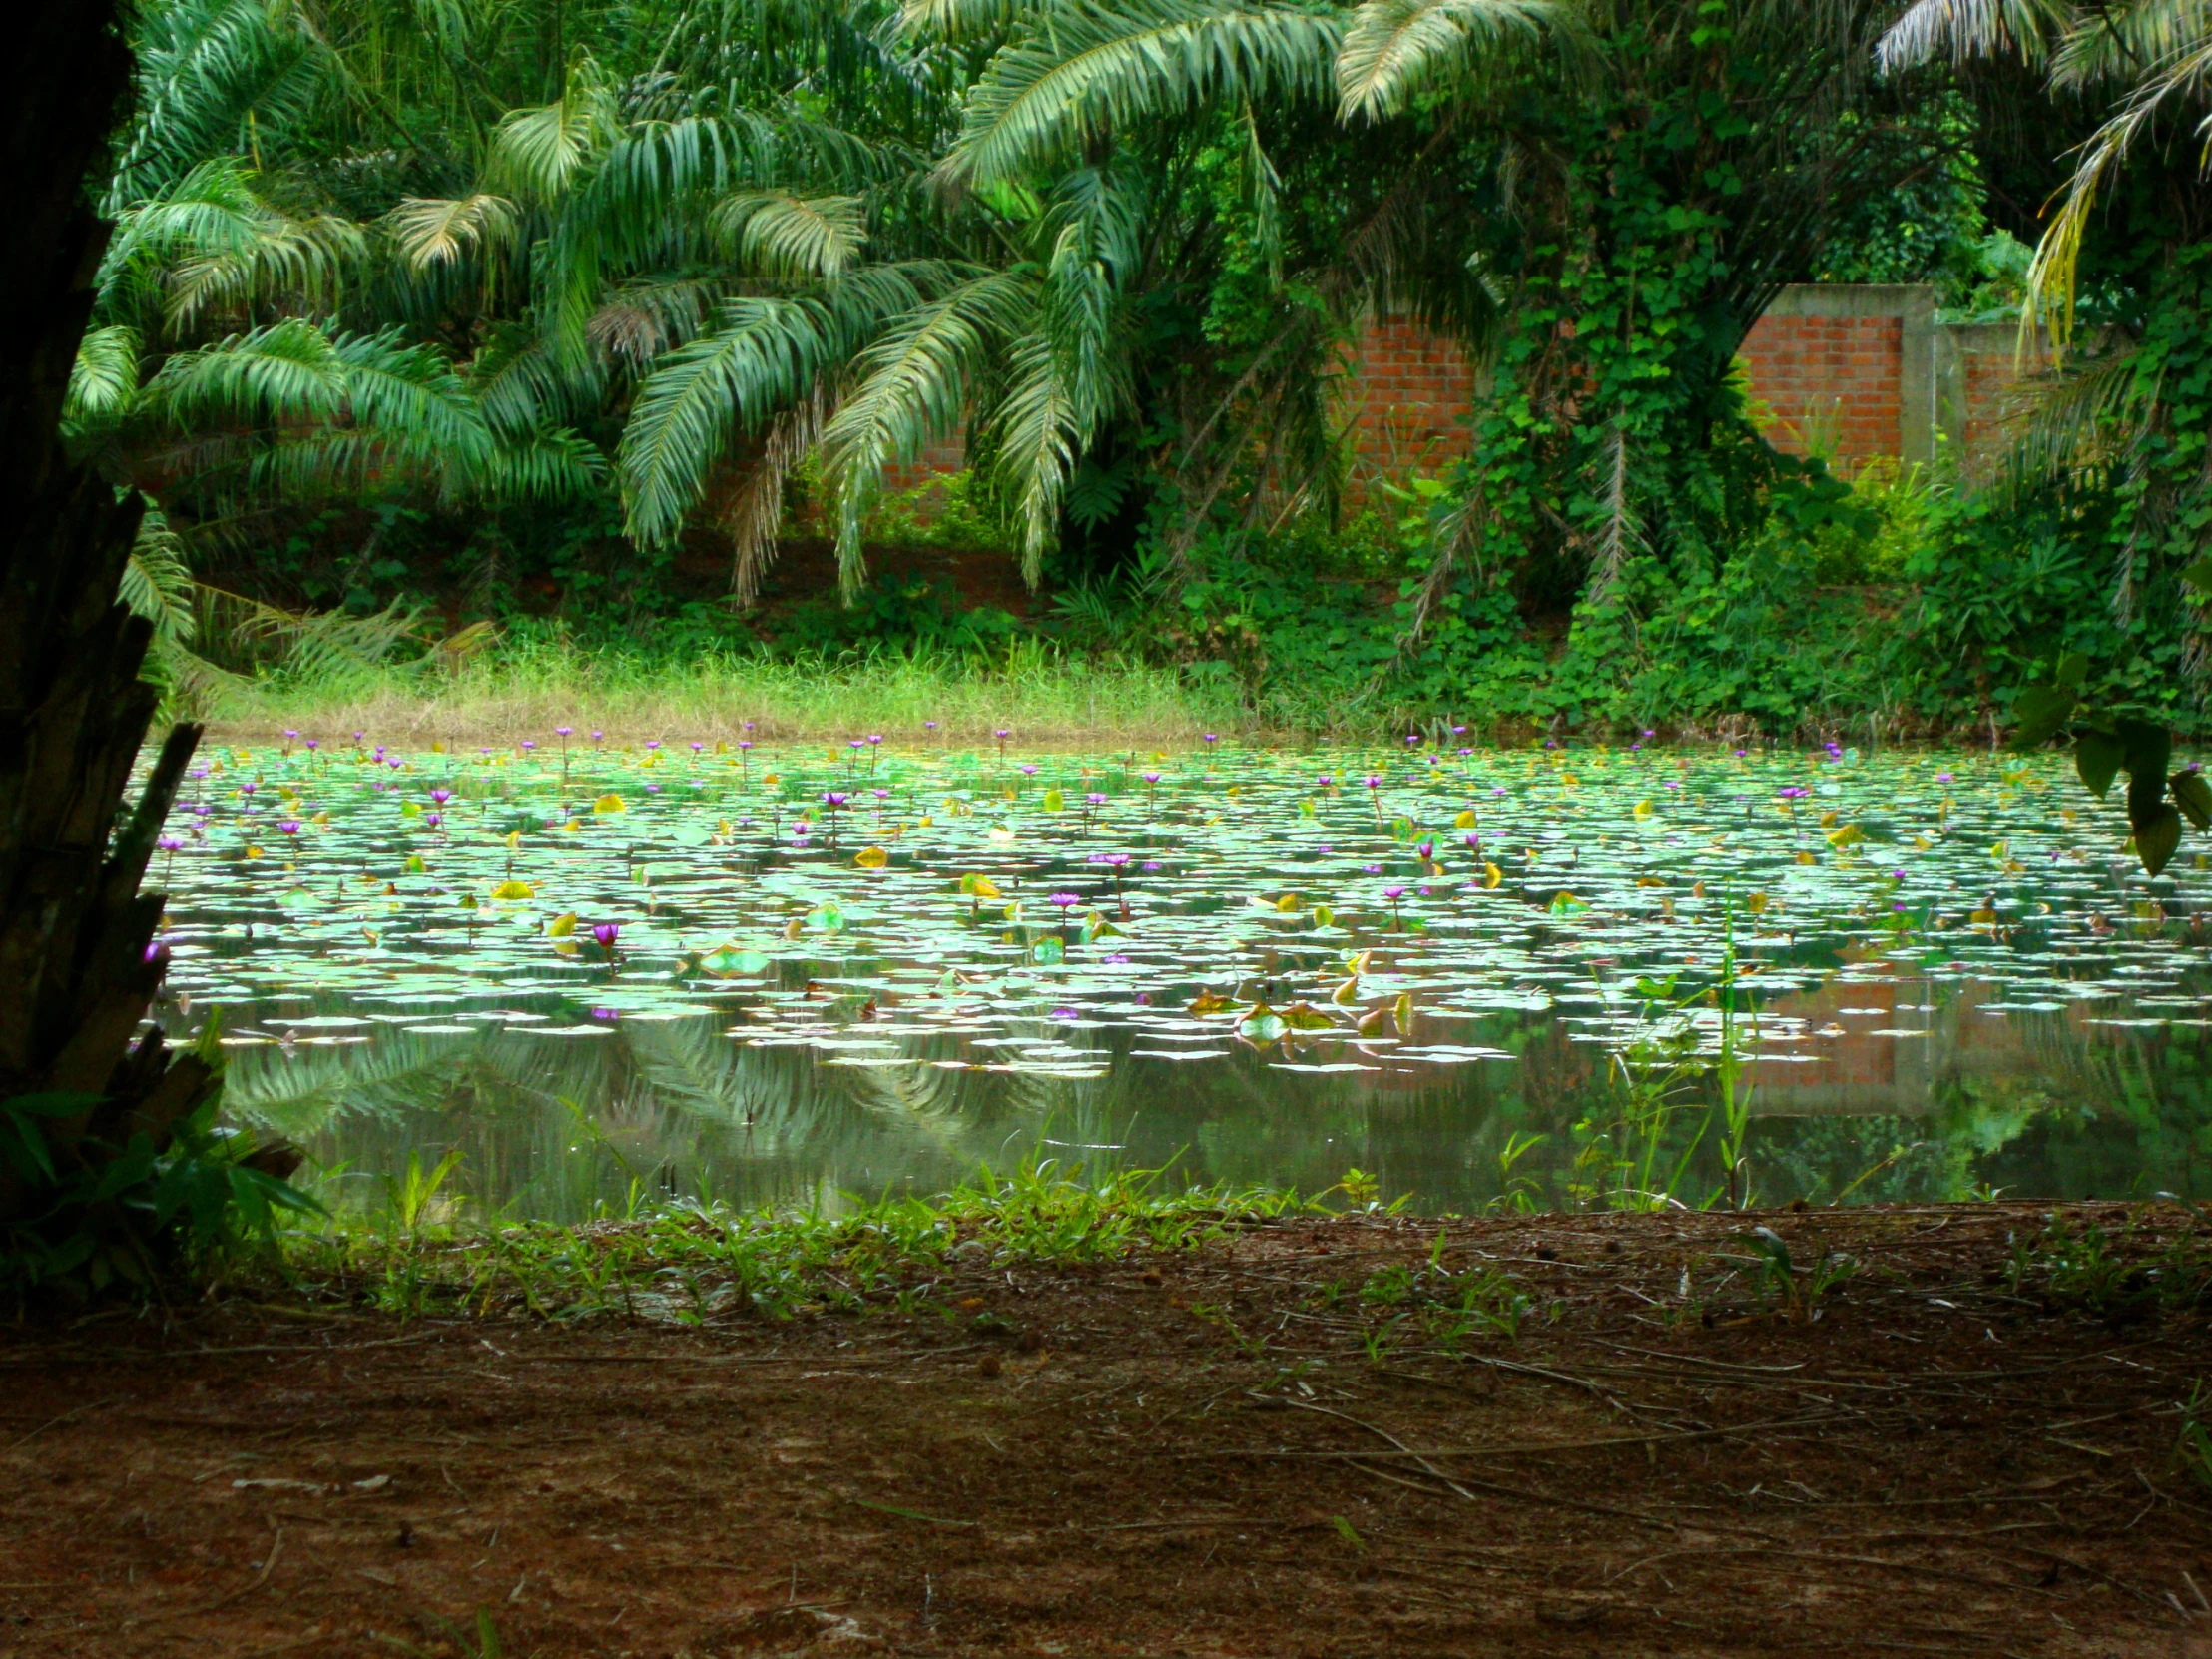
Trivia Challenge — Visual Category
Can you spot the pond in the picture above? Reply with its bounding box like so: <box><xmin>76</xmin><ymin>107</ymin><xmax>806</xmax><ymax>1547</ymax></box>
<box><xmin>148</xmin><ymin>732</ymin><xmax>2212</xmax><ymax>1221</ymax></box>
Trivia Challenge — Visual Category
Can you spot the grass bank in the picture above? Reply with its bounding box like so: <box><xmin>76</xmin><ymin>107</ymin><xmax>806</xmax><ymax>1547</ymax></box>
<box><xmin>196</xmin><ymin>637</ymin><xmax>1272</xmax><ymax>750</ymax></box>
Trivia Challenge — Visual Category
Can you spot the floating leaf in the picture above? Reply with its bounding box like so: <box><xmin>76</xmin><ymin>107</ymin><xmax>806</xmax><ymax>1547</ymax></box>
<box><xmin>1483</xmin><ymin>863</ymin><xmax>1502</xmax><ymax>889</ymax></box>
<box><xmin>1188</xmin><ymin>991</ymin><xmax>1234</xmax><ymax>1015</ymax></box>
<box><xmin>491</xmin><ymin>879</ymin><xmax>535</xmax><ymax>900</ymax></box>
<box><xmin>1825</xmin><ymin>823</ymin><xmax>1863</xmax><ymax>848</ymax></box>
<box><xmin>959</xmin><ymin>872</ymin><xmax>1001</xmax><ymax>898</ymax></box>
<box><xmin>854</xmin><ymin>846</ymin><xmax>888</xmax><ymax>869</ymax></box>
<box><xmin>1280</xmin><ymin>1001</ymin><xmax>1335</xmax><ymax>1030</ymax></box>
<box><xmin>1745</xmin><ymin>891</ymin><xmax>1769</xmax><ymax>914</ymax></box>
<box><xmin>594</xmin><ymin>794</ymin><xmax>626</xmax><ymax>814</ymax></box>
<box><xmin>1042</xmin><ymin>789</ymin><xmax>1065</xmax><ymax>812</ymax></box>
<box><xmin>1632</xmin><ymin>800</ymin><xmax>1653</xmax><ymax>820</ymax></box>
<box><xmin>547</xmin><ymin>911</ymin><xmax>577</xmax><ymax>937</ymax></box>
<box><xmin>1453</xmin><ymin>809</ymin><xmax>1477</xmax><ymax>829</ymax></box>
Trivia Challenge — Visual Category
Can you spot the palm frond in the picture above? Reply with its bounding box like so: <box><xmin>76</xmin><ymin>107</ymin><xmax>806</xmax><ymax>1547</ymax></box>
<box><xmin>384</xmin><ymin>194</ymin><xmax>518</xmax><ymax>271</ymax></box>
<box><xmin>108</xmin><ymin>0</ymin><xmax>331</xmax><ymax>210</ymax></box>
<box><xmin>1336</xmin><ymin>0</ymin><xmax>1553</xmax><ymax>123</ymax></box>
<box><xmin>938</xmin><ymin>0</ymin><xmax>1341</xmax><ymax>188</ymax></box>
<box><xmin>1998</xmin><ymin>347</ymin><xmax>2142</xmax><ymax>487</ymax></box>
<box><xmin>982</xmin><ymin>329</ymin><xmax>1081</xmax><ymax>586</ymax></box>
<box><xmin>64</xmin><ymin>325</ymin><xmax>144</xmax><ymax>437</ymax></box>
<box><xmin>141</xmin><ymin>318</ymin><xmax>349</xmax><ymax>427</ymax></box>
<box><xmin>122</xmin><ymin>505</ymin><xmax>199</xmax><ymax>654</ymax></box>
<box><xmin>820</xmin><ymin>270</ymin><xmax>1040</xmax><ymax>594</ymax></box>
<box><xmin>1876</xmin><ymin>0</ymin><xmax>2064</xmax><ymax>70</ymax></box>
<box><xmin>722</xmin><ymin>390</ymin><xmax>834</xmax><ymax>605</ymax></box>
<box><xmin>899</xmin><ymin>0</ymin><xmax>1035</xmax><ymax>41</ymax></box>
<box><xmin>620</xmin><ymin>265</ymin><xmax>951</xmax><ymax>548</ymax></box>
<box><xmin>331</xmin><ymin>329</ymin><xmax>496</xmax><ymax>481</ymax></box>
<box><xmin>2022</xmin><ymin>35</ymin><xmax>2212</xmax><ymax>346</ymax></box>
<box><xmin>711</xmin><ymin>192</ymin><xmax>871</xmax><ymax>277</ymax></box>
<box><xmin>487</xmin><ymin>58</ymin><xmax>623</xmax><ymax>204</ymax></box>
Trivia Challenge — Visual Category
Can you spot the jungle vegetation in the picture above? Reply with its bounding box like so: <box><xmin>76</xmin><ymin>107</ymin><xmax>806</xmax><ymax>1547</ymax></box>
<box><xmin>69</xmin><ymin>0</ymin><xmax>2212</xmax><ymax>739</ymax></box>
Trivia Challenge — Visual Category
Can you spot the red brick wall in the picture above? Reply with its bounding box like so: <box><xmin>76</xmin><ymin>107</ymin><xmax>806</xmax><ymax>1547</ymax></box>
<box><xmin>1339</xmin><ymin>316</ymin><xmax>1478</xmax><ymax>495</ymax></box>
<box><xmin>1737</xmin><ymin>312</ymin><xmax>1905</xmax><ymax>465</ymax></box>
<box><xmin>843</xmin><ymin>290</ymin><xmax>2057</xmax><ymax>518</ymax></box>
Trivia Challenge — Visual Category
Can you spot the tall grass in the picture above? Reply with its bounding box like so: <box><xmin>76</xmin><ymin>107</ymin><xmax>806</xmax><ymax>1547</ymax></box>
<box><xmin>199</xmin><ymin>635</ymin><xmax>1276</xmax><ymax>748</ymax></box>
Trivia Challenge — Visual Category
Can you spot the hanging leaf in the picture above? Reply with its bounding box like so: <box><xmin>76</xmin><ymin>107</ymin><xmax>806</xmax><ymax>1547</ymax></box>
<box><xmin>2137</xmin><ymin>806</ymin><xmax>2183</xmax><ymax>876</ymax></box>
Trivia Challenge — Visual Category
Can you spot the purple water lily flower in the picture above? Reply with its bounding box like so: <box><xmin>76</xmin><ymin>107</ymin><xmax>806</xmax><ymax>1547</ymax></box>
<box><xmin>424</xmin><ymin>813</ymin><xmax>441</xmax><ymax>828</ymax></box>
<box><xmin>591</xmin><ymin>923</ymin><xmax>620</xmax><ymax>949</ymax></box>
<box><xmin>157</xmin><ymin>834</ymin><xmax>183</xmax><ymax>851</ymax></box>
<box><xmin>1141</xmin><ymin>860</ymin><xmax>1163</xmax><ymax>872</ymax></box>
<box><xmin>431</xmin><ymin>788</ymin><xmax>453</xmax><ymax>805</ymax></box>
<box><xmin>823</xmin><ymin>791</ymin><xmax>849</xmax><ymax>807</ymax></box>
<box><xmin>1048</xmin><ymin>891</ymin><xmax>1081</xmax><ymax>909</ymax></box>
<box><xmin>556</xmin><ymin>726</ymin><xmax>573</xmax><ymax>738</ymax></box>
<box><xmin>277</xmin><ymin>820</ymin><xmax>300</xmax><ymax>834</ymax></box>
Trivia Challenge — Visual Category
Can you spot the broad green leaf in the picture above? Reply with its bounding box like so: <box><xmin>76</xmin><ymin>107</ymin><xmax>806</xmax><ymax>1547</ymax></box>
<box><xmin>2075</xmin><ymin>731</ymin><xmax>2124</xmax><ymax>798</ymax></box>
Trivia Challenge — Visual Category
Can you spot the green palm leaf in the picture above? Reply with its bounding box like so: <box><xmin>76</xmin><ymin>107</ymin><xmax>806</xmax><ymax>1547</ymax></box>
<box><xmin>821</xmin><ymin>270</ymin><xmax>1041</xmax><ymax>594</ymax></box>
<box><xmin>1336</xmin><ymin>0</ymin><xmax>1553</xmax><ymax>122</ymax></box>
<box><xmin>939</xmin><ymin>0</ymin><xmax>1341</xmax><ymax>188</ymax></box>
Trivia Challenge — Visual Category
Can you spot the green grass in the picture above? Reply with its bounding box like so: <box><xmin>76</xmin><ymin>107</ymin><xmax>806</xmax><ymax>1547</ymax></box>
<box><xmin>276</xmin><ymin>1160</ymin><xmax>1309</xmax><ymax>1325</ymax></box>
<box><xmin>199</xmin><ymin>635</ymin><xmax>1274</xmax><ymax>749</ymax></box>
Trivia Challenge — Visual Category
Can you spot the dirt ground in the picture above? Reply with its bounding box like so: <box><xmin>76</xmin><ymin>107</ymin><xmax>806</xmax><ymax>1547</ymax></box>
<box><xmin>6</xmin><ymin>1202</ymin><xmax>2212</xmax><ymax>1658</ymax></box>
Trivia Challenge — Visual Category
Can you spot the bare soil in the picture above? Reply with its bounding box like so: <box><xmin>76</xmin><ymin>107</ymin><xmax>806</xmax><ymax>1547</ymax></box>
<box><xmin>6</xmin><ymin>1201</ymin><xmax>2212</xmax><ymax>1658</ymax></box>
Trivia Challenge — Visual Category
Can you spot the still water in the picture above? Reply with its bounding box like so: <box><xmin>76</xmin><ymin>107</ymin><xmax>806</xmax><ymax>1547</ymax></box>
<box><xmin>148</xmin><ymin>735</ymin><xmax>2212</xmax><ymax>1219</ymax></box>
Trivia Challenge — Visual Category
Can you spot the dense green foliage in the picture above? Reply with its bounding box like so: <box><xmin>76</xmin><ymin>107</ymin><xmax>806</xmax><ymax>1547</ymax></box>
<box><xmin>80</xmin><ymin>0</ymin><xmax>2212</xmax><ymax>740</ymax></box>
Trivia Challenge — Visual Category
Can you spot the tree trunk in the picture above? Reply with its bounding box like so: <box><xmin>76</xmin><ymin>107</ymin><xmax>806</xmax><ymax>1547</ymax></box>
<box><xmin>0</xmin><ymin>2</ymin><xmax>216</xmax><ymax>1226</ymax></box>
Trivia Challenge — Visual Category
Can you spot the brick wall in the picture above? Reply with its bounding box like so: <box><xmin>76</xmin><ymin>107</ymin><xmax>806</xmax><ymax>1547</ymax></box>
<box><xmin>1738</xmin><ymin>308</ymin><xmax>1909</xmax><ymax>465</ymax></box>
<box><xmin>844</xmin><ymin>286</ymin><xmax>2053</xmax><ymax>522</ymax></box>
<box><xmin>1339</xmin><ymin>315</ymin><xmax>1479</xmax><ymax>490</ymax></box>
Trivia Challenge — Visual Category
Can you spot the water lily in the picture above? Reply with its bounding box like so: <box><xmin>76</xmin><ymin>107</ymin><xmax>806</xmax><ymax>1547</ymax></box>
<box><xmin>431</xmin><ymin>788</ymin><xmax>453</xmax><ymax>805</ymax></box>
<box><xmin>591</xmin><ymin>922</ymin><xmax>620</xmax><ymax>950</ymax></box>
<box><xmin>1048</xmin><ymin>891</ymin><xmax>1081</xmax><ymax>908</ymax></box>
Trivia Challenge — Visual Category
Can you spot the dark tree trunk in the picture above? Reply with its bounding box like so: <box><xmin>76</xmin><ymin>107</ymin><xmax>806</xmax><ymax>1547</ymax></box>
<box><xmin>0</xmin><ymin>2</ymin><xmax>216</xmax><ymax>1221</ymax></box>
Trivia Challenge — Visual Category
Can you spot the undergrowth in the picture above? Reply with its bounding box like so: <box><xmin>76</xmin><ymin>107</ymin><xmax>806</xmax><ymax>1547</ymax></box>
<box><xmin>283</xmin><ymin>1159</ymin><xmax>1311</xmax><ymax>1324</ymax></box>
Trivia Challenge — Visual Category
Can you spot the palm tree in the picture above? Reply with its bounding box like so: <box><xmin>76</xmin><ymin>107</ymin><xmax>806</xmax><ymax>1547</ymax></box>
<box><xmin>1879</xmin><ymin>0</ymin><xmax>2212</xmax><ymax>343</ymax></box>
